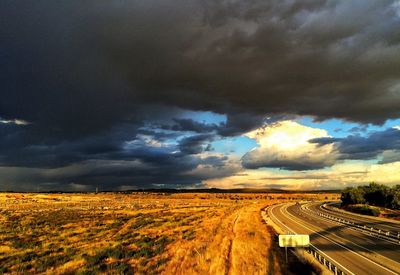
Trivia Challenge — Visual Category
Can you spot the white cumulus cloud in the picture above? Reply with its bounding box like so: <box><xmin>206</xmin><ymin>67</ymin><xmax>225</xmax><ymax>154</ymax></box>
<box><xmin>241</xmin><ymin>121</ymin><xmax>338</xmax><ymax>170</ymax></box>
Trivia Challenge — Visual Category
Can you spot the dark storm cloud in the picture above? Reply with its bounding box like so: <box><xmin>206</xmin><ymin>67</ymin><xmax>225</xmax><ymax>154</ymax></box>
<box><xmin>162</xmin><ymin>113</ymin><xmax>268</xmax><ymax>136</ymax></box>
<box><xmin>1</xmin><ymin>0</ymin><xmax>400</xmax><ymax>189</ymax></box>
<box><xmin>380</xmin><ymin>150</ymin><xmax>400</xmax><ymax>164</ymax></box>
<box><xmin>310</xmin><ymin>127</ymin><xmax>400</xmax><ymax>161</ymax></box>
<box><xmin>218</xmin><ymin>113</ymin><xmax>268</xmax><ymax>136</ymax></box>
<box><xmin>242</xmin><ymin>157</ymin><xmax>333</xmax><ymax>171</ymax></box>
<box><xmin>0</xmin><ymin>122</ymin><xmax>137</xmax><ymax>168</ymax></box>
<box><xmin>2</xmin><ymin>0</ymin><xmax>400</xmax><ymax>131</ymax></box>
<box><xmin>308</xmin><ymin>137</ymin><xmax>341</xmax><ymax>146</ymax></box>
<box><xmin>0</xmin><ymin>126</ymin><xmax>237</xmax><ymax>190</ymax></box>
<box><xmin>162</xmin><ymin>118</ymin><xmax>221</xmax><ymax>133</ymax></box>
<box><xmin>178</xmin><ymin>134</ymin><xmax>215</xmax><ymax>154</ymax></box>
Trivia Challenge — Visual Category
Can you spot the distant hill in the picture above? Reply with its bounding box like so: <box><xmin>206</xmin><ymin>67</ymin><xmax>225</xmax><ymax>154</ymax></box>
<box><xmin>118</xmin><ymin>188</ymin><xmax>341</xmax><ymax>194</ymax></box>
<box><xmin>1</xmin><ymin>188</ymin><xmax>341</xmax><ymax>194</ymax></box>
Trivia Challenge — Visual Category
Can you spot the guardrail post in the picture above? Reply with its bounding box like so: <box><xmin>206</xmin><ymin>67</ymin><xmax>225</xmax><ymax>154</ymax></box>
<box><xmin>328</xmin><ymin>262</ymin><xmax>332</xmax><ymax>270</ymax></box>
<box><xmin>334</xmin><ymin>265</ymin><xmax>338</xmax><ymax>275</ymax></box>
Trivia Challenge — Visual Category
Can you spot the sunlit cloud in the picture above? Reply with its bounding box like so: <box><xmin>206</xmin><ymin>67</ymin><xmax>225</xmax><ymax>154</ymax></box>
<box><xmin>204</xmin><ymin>161</ymin><xmax>400</xmax><ymax>190</ymax></box>
<box><xmin>0</xmin><ymin>118</ymin><xmax>30</xmax><ymax>125</ymax></box>
<box><xmin>241</xmin><ymin>121</ymin><xmax>338</xmax><ymax>170</ymax></box>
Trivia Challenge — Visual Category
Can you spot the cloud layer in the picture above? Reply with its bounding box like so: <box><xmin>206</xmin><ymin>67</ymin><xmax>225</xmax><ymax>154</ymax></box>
<box><xmin>2</xmin><ymin>0</ymin><xmax>400</xmax><ymax>130</ymax></box>
<box><xmin>310</xmin><ymin>127</ymin><xmax>400</xmax><ymax>162</ymax></box>
<box><xmin>205</xmin><ymin>161</ymin><xmax>400</xmax><ymax>190</ymax></box>
<box><xmin>1</xmin><ymin>0</ymin><xmax>400</xmax><ymax>190</ymax></box>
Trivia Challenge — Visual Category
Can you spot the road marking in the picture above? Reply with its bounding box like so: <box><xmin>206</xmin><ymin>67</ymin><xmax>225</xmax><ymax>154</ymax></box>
<box><xmin>268</xmin><ymin>204</ymin><xmax>355</xmax><ymax>275</ymax></box>
<box><xmin>320</xmin><ymin>203</ymin><xmax>400</xmax><ymax>232</ymax></box>
<box><xmin>297</xmin><ymin>203</ymin><xmax>400</xmax><ymax>267</ymax></box>
<box><xmin>313</xmin><ymin>203</ymin><xmax>400</xmax><ymax>245</ymax></box>
<box><xmin>313</xmin><ymin>203</ymin><xmax>400</xmax><ymax>244</ymax></box>
<box><xmin>281</xmin><ymin>204</ymin><xmax>397</xmax><ymax>275</ymax></box>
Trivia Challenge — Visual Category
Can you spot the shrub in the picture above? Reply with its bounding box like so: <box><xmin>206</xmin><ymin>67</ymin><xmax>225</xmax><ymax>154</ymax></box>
<box><xmin>341</xmin><ymin>183</ymin><xmax>400</xmax><ymax>210</ymax></box>
<box><xmin>346</xmin><ymin>205</ymin><xmax>380</xmax><ymax>217</ymax></box>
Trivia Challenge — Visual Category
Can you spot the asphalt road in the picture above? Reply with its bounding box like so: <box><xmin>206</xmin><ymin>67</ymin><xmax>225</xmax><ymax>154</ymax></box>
<box><xmin>312</xmin><ymin>202</ymin><xmax>400</xmax><ymax>238</ymax></box>
<box><xmin>268</xmin><ymin>202</ymin><xmax>400</xmax><ymax>275</ymax></box>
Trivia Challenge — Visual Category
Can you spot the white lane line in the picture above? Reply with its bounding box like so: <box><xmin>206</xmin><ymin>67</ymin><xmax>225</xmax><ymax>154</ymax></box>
<box><xmin>313</xmin><ymin>203</ymin><xmax>400</xmax><ymax>245</ymax></box>
<box><xmin>268</xmin><ymin>204</ymin><xmax>355</xmax><ymax>275</ymax></box>
<box><xmin>319</xmin><ymin>203</ymin><xmax>400</xmax><ymax>232</ymax></box>
<box><xmin>268</xmin><ymin>204</ymin><xmax>295</xmax><ymax>234</ymax></box>
<box><xmin>306</xmin><ymin>203</ymin><xmax>400</xmax><ymax>246</ymax></box>
<box><xmin>299</xmin><ymin>203</ymin><xmax>400</xmax><ymax>266</ymax></box>
<box><xmin>282</xmin><ymin>204</ymin><xmax>398</xmax><ymax>275</ymax></box>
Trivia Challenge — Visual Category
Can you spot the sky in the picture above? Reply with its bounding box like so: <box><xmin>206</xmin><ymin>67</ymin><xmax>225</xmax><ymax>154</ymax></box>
<box><xmin>1</xmin><ymin>0</ymin><xmax>400</xmax><ymax>191</ymax></box>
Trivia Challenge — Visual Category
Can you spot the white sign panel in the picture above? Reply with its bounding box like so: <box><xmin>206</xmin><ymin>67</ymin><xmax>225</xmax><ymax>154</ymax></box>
<box><xmin>279</xmin><ymin>234</ymin><xmax>310</xmax><ymax>247</ymax></box>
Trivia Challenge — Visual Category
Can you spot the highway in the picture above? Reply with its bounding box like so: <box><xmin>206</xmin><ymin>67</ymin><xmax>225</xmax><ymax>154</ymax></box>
<box><xmin>312</xmin><ymin>202</ymin><xmax>400</xmax><ymax>239</ymax></box>
<box><xmin>268</xmin><ymin>202</ymin><xmax>400</xmax><ymax>274</ymax></box>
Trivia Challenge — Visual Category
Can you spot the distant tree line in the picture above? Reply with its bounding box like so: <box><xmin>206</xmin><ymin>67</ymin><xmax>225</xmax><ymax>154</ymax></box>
<box><xmin>341</xmin><ymin>183</ymin><xmax>400</xmax><ymax>210</ymax></box>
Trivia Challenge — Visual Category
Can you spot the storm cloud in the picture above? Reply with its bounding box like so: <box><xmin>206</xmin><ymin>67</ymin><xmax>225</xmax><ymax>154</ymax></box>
<box><xmin>1</xmin><ymin>0</ymin><xmax>400</xmax><ymax>190</ymax></box>
<box><xmin>310</xmin><ymin>127</ymin><xmax>400</xmax><ymax>162</ymax></box>
<box><xmin>2</xmin><ymin>1</ymin><xmax>400</xmax><ymax>129</ymax></box>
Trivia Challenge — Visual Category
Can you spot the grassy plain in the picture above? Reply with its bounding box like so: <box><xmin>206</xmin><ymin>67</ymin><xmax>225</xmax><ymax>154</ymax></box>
<box><xmin>0</xmin><ymin>192</ymin><xmax>339</xmax><ymax>274</ymax></box>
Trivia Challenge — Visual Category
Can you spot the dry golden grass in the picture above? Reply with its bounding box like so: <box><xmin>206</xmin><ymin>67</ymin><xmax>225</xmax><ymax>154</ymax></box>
<box><xmin>0</xmin><ymin>192</ymin><xmax>339</xmax><ymax>274</ymax></box>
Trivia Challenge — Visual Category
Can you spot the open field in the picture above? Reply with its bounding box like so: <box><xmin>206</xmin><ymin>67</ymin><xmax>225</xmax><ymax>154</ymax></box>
<box><xmin>0</xmin><ymin>192</ymin><xmax>339</xmax><ymax>274</ymax></box>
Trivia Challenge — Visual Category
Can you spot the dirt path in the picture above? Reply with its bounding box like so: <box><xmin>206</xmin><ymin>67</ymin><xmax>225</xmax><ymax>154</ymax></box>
<box><xmin>229</xmin><ymin>203</ymin><xmax>286</xmax><ymax>275</ymax></box>
<box><xmin>226</xmin><ymin>213</ymin><xmax>240</xmax><ymax>275</ymax></box>
<box><xmin>163</xmin><ymin>202</ymin><xmax>285</xmax><ymax>275</ymax></box>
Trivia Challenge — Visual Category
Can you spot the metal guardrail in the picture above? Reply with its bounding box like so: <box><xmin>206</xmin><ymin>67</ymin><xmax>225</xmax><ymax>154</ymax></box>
<box><xmin>264</xmin><ymin>205</ymin><xmax>354</xmax><ymax>275</ymax></box>
<box><xmin>306</xmin><ymin>244</ymin><xmax>350</xmax><ymax>275</ymax></box>
<box><xmin>318</xmin><ymin>204</ymin><xmax>400</xmax><ymax>244</ymax></box>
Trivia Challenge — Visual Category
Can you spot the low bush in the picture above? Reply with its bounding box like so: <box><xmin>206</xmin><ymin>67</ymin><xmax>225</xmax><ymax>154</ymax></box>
<box><xmin>345</xmin><ymin>204</ymin><xmax>380</xmax><ymax>217</ymax></box>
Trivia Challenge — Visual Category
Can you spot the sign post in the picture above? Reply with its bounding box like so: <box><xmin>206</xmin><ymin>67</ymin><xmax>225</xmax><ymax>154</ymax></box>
<box><xmin>285</xmin><ymin>247</ymin><xmax>288</xmax><ymax>263</ymax></box>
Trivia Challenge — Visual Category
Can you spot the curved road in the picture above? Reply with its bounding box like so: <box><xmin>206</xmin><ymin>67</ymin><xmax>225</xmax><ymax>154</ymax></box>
<box><xmin>268</xmin><ymin>202</ymin><xmax>400</xmax><ymax>275</ymax></box>
<box><xmin>311</xmin><ymin>202</ymin><xmax>400</xmax><ymax>238</ymax></box>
